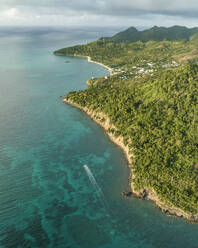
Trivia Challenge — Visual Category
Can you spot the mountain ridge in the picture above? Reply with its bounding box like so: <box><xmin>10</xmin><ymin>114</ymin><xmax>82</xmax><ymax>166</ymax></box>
<box><xmin>100</xmin><ymin>25</ymin><xmax>198</xmax><ymax>42</ymax></box>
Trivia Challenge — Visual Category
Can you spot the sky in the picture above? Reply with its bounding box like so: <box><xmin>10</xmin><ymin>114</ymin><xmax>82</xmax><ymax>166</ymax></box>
<box><xmin>1</xmin><ymin>0</ymin><xmax>198</xmax><ymax>28</ymax></box>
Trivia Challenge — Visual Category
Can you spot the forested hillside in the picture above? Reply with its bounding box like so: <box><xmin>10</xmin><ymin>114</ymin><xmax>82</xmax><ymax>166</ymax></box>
<box><xmin>66</xmin><ymin>63</ymin><xmax>198</xmax><ymax>214</ymax></box>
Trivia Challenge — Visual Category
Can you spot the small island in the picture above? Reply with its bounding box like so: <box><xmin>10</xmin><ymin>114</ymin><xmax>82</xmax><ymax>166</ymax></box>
<box><xmin>55</xmin><ymin>26</ymin><xmax>198</xmax><ymax>223</ymax></box>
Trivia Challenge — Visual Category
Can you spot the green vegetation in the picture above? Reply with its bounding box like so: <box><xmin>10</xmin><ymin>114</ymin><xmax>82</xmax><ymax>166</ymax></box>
<box><xmin>54</xmin><ymin>27</ymin><xmax>198</xmax><ymax>70</ymax></box>
<box><xmin>66</xmin><ymin>63</ymin><xmax>198</xmax><ymax>214</ymax></box>
<box><xmin>55</xmin><ymin>26</ymin><xmax>198</xmax><ymax>215</ymax></box>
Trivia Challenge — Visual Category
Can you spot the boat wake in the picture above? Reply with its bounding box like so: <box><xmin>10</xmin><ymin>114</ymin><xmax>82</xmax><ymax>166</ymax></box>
<box><xmin>83</xmin><ymin>164</ymin><xmax>109</xmax><ymax>211</ymax></box>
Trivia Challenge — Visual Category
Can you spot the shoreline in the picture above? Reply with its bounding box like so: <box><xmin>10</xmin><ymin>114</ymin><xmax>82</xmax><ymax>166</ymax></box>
<box><xmin>72</xmin><ymin>53</ymin><xmax>114</xmax><ymax>76</ymax></box>
<box><xmin>86</xmin><ymin>56</ymin><xmax>113</xmax><ymax>76</ymax></box>
<box><xmin>63</xmin><ymin>97</ymin><xmax>198</xmax><ymax>223</ymax></box>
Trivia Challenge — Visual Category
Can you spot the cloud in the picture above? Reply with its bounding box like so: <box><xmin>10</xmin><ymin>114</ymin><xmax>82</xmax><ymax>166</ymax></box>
<box><xmin>0</xmin><ymin>8</ymin><xmax>21</xmax><ymax>19</ymax></box>
<box><xmin>0</xmin><ymin>0</ymin><xmax>198</xmax><ymax>27</ymax></box>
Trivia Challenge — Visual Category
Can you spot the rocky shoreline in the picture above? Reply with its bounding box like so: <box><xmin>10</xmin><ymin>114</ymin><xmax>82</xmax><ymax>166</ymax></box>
<box><xmin>63</xmin><ymin>97</ymin><xmax>198</xmax><ymax>223</ymax></box>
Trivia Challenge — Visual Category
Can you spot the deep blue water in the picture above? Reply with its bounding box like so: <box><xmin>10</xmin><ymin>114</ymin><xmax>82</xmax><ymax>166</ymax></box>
<box><xmin>0</xmin><ymin>28</ymin><xmax>198</xmax><ymax>248</ymax></box>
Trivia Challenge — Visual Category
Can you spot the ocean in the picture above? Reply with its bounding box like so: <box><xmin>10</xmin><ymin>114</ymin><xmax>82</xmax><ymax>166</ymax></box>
<box><xmin>0</xmin><ymin>27</ymin><xmax>198</xmax><ymax>248</ymax></box>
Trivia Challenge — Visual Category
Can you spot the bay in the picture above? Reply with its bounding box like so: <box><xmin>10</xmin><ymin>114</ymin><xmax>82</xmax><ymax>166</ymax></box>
<box><xmin>0</xmin><ymin>28</ymin><xmax>198</xmax><ymax>248</ymax></box>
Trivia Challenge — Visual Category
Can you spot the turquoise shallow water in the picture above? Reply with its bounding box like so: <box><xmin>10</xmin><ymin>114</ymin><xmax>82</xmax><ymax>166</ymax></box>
<box><xmin>0</xmin><ymin>29</ymin><xmax>198</xmax><ymax>248</ymax></box>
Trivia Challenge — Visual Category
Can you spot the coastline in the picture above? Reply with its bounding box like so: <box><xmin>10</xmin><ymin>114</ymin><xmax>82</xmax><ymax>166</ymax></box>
<box><xmin>55</xmin><ymin>52</ymin><xmax>198</xmax><ymax>223</ymax></box>
<box><xmin>63</xmin><ymin>97</ymin><xmax>198</xmax><ymax>223</ymax></box>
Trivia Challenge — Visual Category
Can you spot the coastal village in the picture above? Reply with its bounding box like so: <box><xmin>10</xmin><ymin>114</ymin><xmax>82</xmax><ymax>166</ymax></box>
<box><xmin>89</xmin><ymin>59</ymin><xmax>180</xmax><ymax>86</ymax></box>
